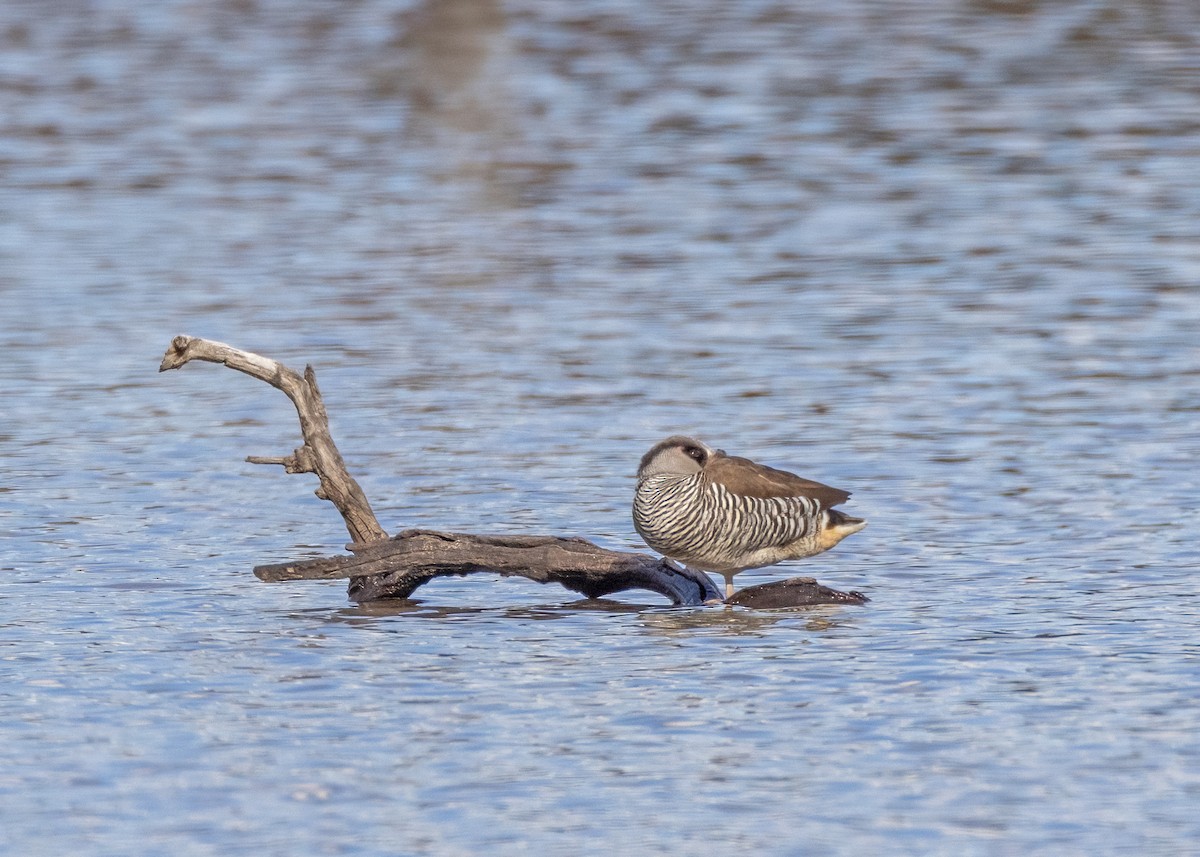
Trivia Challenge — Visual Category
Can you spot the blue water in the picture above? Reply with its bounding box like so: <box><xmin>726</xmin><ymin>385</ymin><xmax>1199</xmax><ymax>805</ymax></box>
<box><xmin>3</xmin><ymin>1</ymin><xmax>1199</xmax><ymax>854</ymax></box>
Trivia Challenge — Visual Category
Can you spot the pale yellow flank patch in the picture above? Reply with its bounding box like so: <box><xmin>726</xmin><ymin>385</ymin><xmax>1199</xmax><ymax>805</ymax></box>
<box><xmin>818</xmin><ymin>519</ymin><xmax>867</xmax><ymax>552</ymax></box>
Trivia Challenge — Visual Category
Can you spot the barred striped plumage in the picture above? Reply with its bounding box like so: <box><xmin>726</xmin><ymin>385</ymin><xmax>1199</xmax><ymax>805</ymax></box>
<box><xmin>633</xmin><ymin>436</ymin><xmax>865</xmax><ymax>599</ymax></box>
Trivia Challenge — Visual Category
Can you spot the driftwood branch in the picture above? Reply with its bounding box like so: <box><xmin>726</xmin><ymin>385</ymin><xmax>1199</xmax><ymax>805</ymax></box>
<box><xmin>160</xmin><ymin>335</ymin><xmax>867</xmax><ymax>609</ymax></box>
<box><xmin>159</xmin><ymin>335</ymin><xmax>385</xmax><ymax>545</ymax></box>
<box><xmin>255</xmin><ymin>529</ymin><xmax>723</xmax><ymax>604</ymax></box>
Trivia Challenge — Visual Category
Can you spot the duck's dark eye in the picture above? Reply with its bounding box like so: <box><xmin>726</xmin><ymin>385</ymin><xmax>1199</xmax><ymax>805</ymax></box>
<box><xmin>684</xmin><ymin>446</ymin><xmax>705</xmax><ymax>462</ymax></box>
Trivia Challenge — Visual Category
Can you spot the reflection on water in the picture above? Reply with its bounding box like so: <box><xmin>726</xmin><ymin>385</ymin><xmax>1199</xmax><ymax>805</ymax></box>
<box><xmin>316</xmin><ymin>596</ymin><xmax>856</xmax><ymax>636</ymax></box>
<box><xmin>2</xmin><ymin>0</ymin><xmax>1199</xmax><ymax>854</ymax></box>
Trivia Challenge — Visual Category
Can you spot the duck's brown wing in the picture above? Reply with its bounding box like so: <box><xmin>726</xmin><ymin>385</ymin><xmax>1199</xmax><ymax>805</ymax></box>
<box><xmin>706</xmin><ymin>453</ymin><xmax>851</xmax><ymax>508</ymax></box>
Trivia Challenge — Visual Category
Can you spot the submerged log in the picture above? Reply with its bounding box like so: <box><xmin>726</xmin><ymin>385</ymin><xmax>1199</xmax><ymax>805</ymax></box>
<box><xmin>160</xmin><ymin>335</ymin><xmax>866</xmax><ymax>608</ymax></box>
<box><xmin>727</xmin><ymin>577</ymin><xmax>868</xmax><ymax>609</ymax></box>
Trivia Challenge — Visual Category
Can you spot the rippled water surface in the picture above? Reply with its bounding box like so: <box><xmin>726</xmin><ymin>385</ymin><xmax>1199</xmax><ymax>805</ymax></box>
<box><xmin>3</xmin><ymin>1</ymin><xmax>1199</xmax><ymax>854</ymax></box>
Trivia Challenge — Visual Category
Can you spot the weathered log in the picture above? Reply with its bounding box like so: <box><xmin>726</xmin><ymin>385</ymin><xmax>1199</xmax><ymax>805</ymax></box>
<box><xmin>160</xmin><ymin>335</ymin><xmax>867</xmax><ymax>608</ymax></box>
<box><xmin>255</xmin><ymin>529</ymin><xmax>723</xmax><ymax>605</ymax></box>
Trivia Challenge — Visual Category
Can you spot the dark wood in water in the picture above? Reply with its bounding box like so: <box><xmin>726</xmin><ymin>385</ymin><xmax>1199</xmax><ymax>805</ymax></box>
<box><xmin>158</xmin><ymin>335</ymin><xmax>385</xmax><ymax>545</ymax></box>
<box><xmin>727</xmin><ymin>577</ymin><xmax>868</xmax><ymax>609</ymax></box>
<box><xmin>256</xmin><ymin>529</ymin><xmax>722</xmax><ymax>605</ymax></box>
<box><xmin>160</xmin><ymin>335</ymin><xmax>866</xmax><ymax>608</ymax></box>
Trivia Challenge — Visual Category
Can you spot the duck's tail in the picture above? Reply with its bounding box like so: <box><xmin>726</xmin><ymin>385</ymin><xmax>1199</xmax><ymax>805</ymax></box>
<box><xmin>818</xmin><ymin>508</ymin><xmax>867</xmax><ymax>550</ymax></box>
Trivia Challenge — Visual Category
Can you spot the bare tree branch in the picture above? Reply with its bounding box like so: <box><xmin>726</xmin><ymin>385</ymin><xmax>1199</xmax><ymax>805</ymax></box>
<box><xmin>255</xmin><ymin>529</ymin><xmax>724</xmax><ymax>605</ymax></box>
<box><xmin>159</xmin><ymin>334</ymin><xmax>385</xmax><ymax>545</ymax></box>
